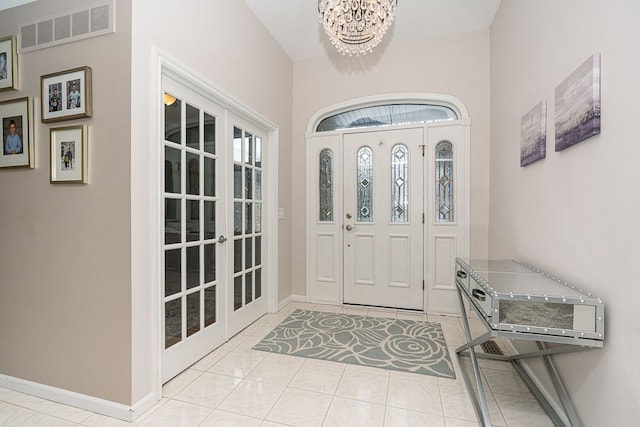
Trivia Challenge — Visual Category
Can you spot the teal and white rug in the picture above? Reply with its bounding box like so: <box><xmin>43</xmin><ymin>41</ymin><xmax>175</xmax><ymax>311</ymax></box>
<box><xmin>253</xmin><ymin>309</ymin><xmax>455</xmax><ymax>379</ymax></box>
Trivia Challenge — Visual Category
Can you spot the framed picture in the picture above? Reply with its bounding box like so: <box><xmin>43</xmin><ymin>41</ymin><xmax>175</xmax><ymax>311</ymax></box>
<box><xmin>50</xmin><ymin>124</ymin><xmax>87</xmax><ymax>183</ymax></box>
<box><xmin>41</xmin><ymin>66</ymin><xmax>92</xmax><ymax>123</ymax></box>
<box><xmin>520</xmin><ymin>101</ymin><xmax>547</xmax><ymax>167</ymax></box>
<box><xmin>555</xmin><ymin>53</ymin><xmax>601</xmax><ymax>151</ymax></box>
<box><xmin>0</xmin><ymin>97</ymin><xmax>33</xmax><ymax>168</ymax></box>
<box><xmin>0</xmin><ymin>35</ymin><xmax>18</xmax><ymax>92</ymax></box>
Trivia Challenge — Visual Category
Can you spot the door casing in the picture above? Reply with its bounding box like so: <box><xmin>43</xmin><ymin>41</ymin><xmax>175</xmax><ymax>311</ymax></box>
<box><xmin>305</xmin><ymin>93</ymin><xmax>471</xmax><ymax>314</ymax></box>
<box><xmin>149</xmin><ymin>52</ymin><xmax>280</xmax><ymax>395</ymax></box>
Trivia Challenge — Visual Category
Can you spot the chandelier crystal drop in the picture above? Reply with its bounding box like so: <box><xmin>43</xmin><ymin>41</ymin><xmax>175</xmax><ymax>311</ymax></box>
<box><xmin>319</xmin><ymin>0</ymin><xmax>398</xmax><ymax>56</ymax></box>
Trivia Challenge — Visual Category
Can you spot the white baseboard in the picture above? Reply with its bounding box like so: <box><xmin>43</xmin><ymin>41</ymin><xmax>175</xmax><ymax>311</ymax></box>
<box><xmin>0</xmin><ymin>374</ymin><xmax>157</xmax><ymax>422</ymax></box>
<box><xmin>291</xmin><ymin>294</ymin><xmax>307</xmax><ymax>302</ymax></box>
<box><xmin>129</xmin><ymin>391</ymin><xmax>158</xmax><ymax>421</ymax></box>
<box><xmin>277</xmin><ymin>295</ymin><xmax>293</xmax><ymax>311</ymax></box>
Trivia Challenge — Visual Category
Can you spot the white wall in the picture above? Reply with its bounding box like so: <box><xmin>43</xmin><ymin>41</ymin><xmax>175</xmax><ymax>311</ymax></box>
<box><xmin>490</xmin><ymin>0</ymin><xmax>640</xmax><ymax>423</ymax></box>
<box><xmin>130</xmin><ymin>0</ymin><xmax>293</xmax><ymax>404</ymax></box>
<box><xmin>291</xmin><ymin>31</ymin><xmax>492</xmax><ymax>298</ymax></box>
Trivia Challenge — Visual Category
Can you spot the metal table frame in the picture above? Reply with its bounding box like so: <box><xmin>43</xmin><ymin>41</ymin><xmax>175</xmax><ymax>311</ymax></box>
<box><xmin>454</xmin><ymin>281</ymin><xmax>602</xmax><ymax>427</ymax></box>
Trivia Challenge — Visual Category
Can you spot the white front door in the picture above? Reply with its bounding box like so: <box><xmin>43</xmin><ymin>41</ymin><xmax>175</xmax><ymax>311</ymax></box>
<box><xmin>343</xmin><ymin>128</ymin><xmax>424</xmax><ymax>310</ymax></box>
<box><xmin>162</xmin><ymin>78</ymin><xmax>228</xmax><ymax>382</ymax></box>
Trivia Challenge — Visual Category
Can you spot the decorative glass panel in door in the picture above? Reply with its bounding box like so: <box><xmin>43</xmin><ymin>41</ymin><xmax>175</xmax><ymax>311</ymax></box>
<box><xmin>162</xmin><ymin>84</ymin><xmax>226</xmax><ymax>383</ymax></box>
<box><xmin>319</xmin><ymin>148</ymin><xmax>334</xmax><ymax>222</ymax></box>
<box><xmin>356</xmin><ymin>146</ymin><xmax>373</xmax><ymax>222</ymax></box>
<box><xmin>435</xmin><ymin>141</ymin><xmax>454</xmax><ymax>222</ymax></box>
<box><xmin>391</xmin><ymin>143</ymin><xmax>409</xmax><ymax>223</ymax></box>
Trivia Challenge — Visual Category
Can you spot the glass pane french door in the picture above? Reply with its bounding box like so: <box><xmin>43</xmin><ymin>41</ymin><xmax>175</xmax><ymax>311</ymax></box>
<box><xmin>228</xmin><ymin>116</ymin><xmax>267</xmax><ymax>337</ymax></box>
<box><xmin>162</xmin><ymin>79</ymin><xmax>227</xmax><ymax>383</ymax></box>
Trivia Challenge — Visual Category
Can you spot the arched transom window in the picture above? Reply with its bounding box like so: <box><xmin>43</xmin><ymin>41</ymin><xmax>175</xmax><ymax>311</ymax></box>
<box><xmin>316</xmin><ymin>103</ymin><xmax>457</xmax><ymax>132</ymax></box>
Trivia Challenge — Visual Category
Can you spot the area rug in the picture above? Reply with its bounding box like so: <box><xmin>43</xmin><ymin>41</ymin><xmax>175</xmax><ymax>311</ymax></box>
<box><xmin>253</xmin><ymin>309</ymin><xmax>455</xmax><ymax>379</ymax></box>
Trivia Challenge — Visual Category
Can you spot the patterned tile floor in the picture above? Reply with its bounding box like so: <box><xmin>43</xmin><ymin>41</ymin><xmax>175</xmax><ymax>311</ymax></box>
<box><xmin>0</xmin><ymin>302</ymin><xmax>554</xmax><ymax>426</ymax></box>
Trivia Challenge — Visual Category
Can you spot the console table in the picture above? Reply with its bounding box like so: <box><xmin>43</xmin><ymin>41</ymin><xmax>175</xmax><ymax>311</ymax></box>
<box><xmin>454</xmin><ymin>258</ymin><xmax>605</xmax><ymax>427</ymax></box>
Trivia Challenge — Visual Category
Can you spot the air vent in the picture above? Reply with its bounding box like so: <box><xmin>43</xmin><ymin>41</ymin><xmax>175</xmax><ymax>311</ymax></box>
<box><xmin>480</xmin><ymin>340</ymin><xmax>504</xmax><ymax>355</ymax></box>
<box><xmin>19</xmin><ymin>1</ymin><xmax>114</xmax><ymax>53</ymax></box>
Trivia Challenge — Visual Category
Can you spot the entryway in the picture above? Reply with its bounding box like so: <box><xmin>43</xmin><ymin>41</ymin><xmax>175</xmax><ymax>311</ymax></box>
<box><xmin>306</xmin><ymin>94</ymin><xmax>470</xmax><ymax>314</ymax></box>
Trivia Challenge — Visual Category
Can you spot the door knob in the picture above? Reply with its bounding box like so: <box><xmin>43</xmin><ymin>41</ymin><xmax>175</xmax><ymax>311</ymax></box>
<box><xmin>346</xmin><ymin>224</ymin><xmax>357</xmax><ymax>231</ymax></box>
<box><xmin>218</xmin><ymin>235</ymin><xmax>228</xmax><ymax>243</ymax></box>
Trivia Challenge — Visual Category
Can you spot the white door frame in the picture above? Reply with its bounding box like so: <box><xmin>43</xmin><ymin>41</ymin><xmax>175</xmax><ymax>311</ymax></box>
<box><xmin>305</xmin><ymin>93</ymin><xmax>470</xmax><ymax>312</ymax></box>
<box><xmin>149</xmin><ymin>50</ymin><xmax>279</xmax><ymax>397</ymax></box>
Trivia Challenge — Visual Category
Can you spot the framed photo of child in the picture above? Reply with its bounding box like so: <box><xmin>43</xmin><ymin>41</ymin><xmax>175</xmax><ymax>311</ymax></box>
<box><xmin>0</xmin><ymin>35</ymin><xmax>18</xmax><ymax>92</ymax></box>
<box><xmin>41</xmin><ymin>66</ymin><xmax>92</xmax><ymax>123</ymax></box>
<box><xmin>0</xmin><ymin>97</ymin><xmax>34</xmax><ymax>168</ymax></box>
<box><xmin>50</xmin><ymin>124</ymin><xmax>87</xmax><ymax>183</ymax></box>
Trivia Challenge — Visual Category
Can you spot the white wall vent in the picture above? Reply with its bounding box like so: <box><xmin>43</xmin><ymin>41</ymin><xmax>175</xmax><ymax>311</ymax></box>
<box><xmin>19</xmin><ymin>0</ymin><xmax>114</xmax><ymax>53</ymax></box>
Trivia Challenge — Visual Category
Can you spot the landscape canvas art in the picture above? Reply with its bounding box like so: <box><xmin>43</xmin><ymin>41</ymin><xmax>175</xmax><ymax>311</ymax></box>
<box><xmin>555</xmin><ymin>53</ymin><xmax>601</xmax><ymax>151</ymax></box>
<box><xmin>520</xmin><ymin>100</ymin><xmax>547</xmax><ymax>166</ymax></box>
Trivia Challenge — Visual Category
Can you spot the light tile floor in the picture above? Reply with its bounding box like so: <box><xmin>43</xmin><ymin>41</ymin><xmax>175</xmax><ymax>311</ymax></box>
<box><xmin>0</xmin><ymin>302</ymin><xmax>554</xmax><ymax>426</ymax></box>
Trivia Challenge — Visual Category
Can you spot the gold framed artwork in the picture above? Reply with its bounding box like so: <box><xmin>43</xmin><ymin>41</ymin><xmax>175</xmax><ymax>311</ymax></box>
<box><xmin>50</xmin><ymin>124</ymin><xmax>87</xmax><ymax>183</ymax></box>
<box><xmin>41</xmin><ymin>66</ymin><xmax>92</xmax><ymax>123</ymax></box>
<box><xmin>0</xmin><ymin>35</ymin><xmax>18</xmax><ymax>92</ymax></box>
<box><xmin>0</xmin><ymin>97</ymin><xmax>33</xmax><ymax>168</ymax></box>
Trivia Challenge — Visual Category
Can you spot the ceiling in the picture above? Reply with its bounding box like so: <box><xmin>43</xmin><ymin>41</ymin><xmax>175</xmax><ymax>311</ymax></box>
<box><xmin>243</xmin><ymin>0</ymin><xmax>502</xmax><ymax>61</ymax></box>
<box><xmin>0</xmin><ymin>0</ymin><xmax>35</xmax><ymax>11</ymax></box>
<box><xmin>0</xmin><ymin>0</ymin><xmax>501</xmax><ymax>61</ymax></box>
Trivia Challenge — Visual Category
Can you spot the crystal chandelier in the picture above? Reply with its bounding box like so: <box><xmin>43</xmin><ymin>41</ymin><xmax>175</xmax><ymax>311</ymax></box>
<box><xmin>319</xmin><ymin>0</ymin><xmax>398</xmax><ymax>56</ymax></box>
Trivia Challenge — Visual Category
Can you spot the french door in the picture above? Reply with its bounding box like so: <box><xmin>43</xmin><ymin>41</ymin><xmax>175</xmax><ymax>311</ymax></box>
<box><xmin>343</xmin><ymin>128</ymin><xmax>425</xmax><ymax>310</ymax></box>
<box><xmin>227</xmin><ymin>116</ymin><xmax>267</xmax><ymax>337</ymax></box>
<box><xmin>161</xmin><ymin>78</ymin><xmax>269</xmax><ymax>382</ymax></box>
<box><xmin>162</xmin><ymin>79</ymin><xmax>228</xmax><ymax>382</ymax></box>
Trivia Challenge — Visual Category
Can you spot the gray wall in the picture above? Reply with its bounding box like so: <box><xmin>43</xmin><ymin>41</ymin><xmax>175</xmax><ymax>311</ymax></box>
<box><xmin>0</xmin><ymin>0</ymin><xmax>132</xmax><ymax>404</ymax></box>
<box><xmin>490</xmin><ymin>0</ymin><xmax>640</xmax><ymax>422</ymax></box>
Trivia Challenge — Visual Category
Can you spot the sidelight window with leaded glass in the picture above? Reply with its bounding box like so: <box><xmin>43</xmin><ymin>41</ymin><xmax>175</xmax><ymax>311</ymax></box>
<box><xmin>319</xmin><ymin>149</ymin><xmax>334</xmax><ymax>222</ymax></box>
<box><xmin>233</xmin><ymin>127</ymin><xmax>263</xmax><ymax>312</ymax></box>
<box><xmin>391</xmin><ymin>144</ymin><xmax>408</xmax><ymax>222</ymax></box>
<box><xmin>357</xmin><ymin>146</ymin><xmax>373</xmax><ymax>222</ymax></box>
<box><xmin>435</xmin><ymin>141</ymin><xmax>454</xmax><ymax>222</ymax></box>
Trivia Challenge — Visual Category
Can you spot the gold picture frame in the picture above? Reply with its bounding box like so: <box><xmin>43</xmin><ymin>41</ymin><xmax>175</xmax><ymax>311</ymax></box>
<box><xmin>50</xmin><ymin>124</ymin><xmax>87</xmax><ymax>183</ymax></box>
<box><xmin>41</xmin><ymin>66</ymin><xmax>92</xmax><ymax>123</ymax></box>
<box><xmin>0</xmin><ymin>97</ymin><xmax>33</xmax><ymax>168</ymax></box>
<box><xmin>0</xmin><ymin>35</ymin><xmax>18</xmax><ymax>92</ymax></box>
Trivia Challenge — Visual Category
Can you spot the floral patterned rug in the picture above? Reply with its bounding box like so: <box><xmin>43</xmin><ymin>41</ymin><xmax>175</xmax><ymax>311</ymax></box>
<box><xmin>253</xmin><ymin>309</ymin><xmax>455</xmax><ymax>379</ymax></box>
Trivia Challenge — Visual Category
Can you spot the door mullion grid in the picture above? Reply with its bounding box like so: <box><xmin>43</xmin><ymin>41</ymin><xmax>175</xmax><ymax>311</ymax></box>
<box><xmin>198</xmin><ymin>109</ymin><xmax>205</xmax><ymax>333</ymax></box>
<box><xmin>231</xmin><ymin>126</ymin><xmax>263</xmax><ymax>311</ymax></box>
<box><xmin>179</xmin><ymin>102</ymin><xmax>187</xmax><ymax>343</ymax></box>
<box><xmin>233</xmin><ymin>138</ymin><xmax>245</xmax><ymax>309</ymax></box>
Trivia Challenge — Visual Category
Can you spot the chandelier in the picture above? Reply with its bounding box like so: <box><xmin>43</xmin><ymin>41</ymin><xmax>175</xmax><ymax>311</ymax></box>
<box><xmin>319</xmin><ymin>0</ymin><xmax>398</xmax><ymax>56</ymax></box>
